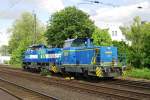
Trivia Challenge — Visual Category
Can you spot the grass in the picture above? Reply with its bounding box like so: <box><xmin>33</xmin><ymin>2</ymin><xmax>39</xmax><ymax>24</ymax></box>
<box><xmin>40</xmin><ymin>68</ymin><xmax>51</xmax><ymax>76</ymax></box>
<box><xmin>8</xmin><ymin>64</ymin><xmax>22</xmax><ymax>69</ymax></box>
<box><xmin>123</xmin><ymin>67</ymin><xmax>150</xmax><ymax>80</ymax></box>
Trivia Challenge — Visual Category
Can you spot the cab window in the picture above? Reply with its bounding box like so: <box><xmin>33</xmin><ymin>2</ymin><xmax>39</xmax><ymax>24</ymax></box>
<box><xmin>71</xmin><ymin>39</ymin><xmax>86</xmax><ymax>47</ymax></box>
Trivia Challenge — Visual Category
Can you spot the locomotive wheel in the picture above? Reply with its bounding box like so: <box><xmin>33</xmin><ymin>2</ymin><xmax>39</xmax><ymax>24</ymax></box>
<box><xmin>22</xmin><ymin>66</ymin><xmax>27</xmax><ymax>71</ymax></box>
<box><xmin>83</xmin><ymin>70</ymin><xmax>89</xmax><ymax>79</ymax></box>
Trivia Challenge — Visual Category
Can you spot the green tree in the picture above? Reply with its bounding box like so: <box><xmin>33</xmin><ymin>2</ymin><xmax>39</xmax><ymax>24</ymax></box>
<box><xmin>120</xmin><ymin>16</ymin><xmax>150</xmax><ymax>68</ymax></box>
<box><xmin>92</xmin><ymin>27</ymin><xmax>112</xmax><ymax>46</ymax></box>
<box><xmin>112</xmin><ymin>41</ymin><xmax>132</xmax><ymax>66</ymax></box>
<box><xmin>46</xmin><ymin>6</ymin><xmax>95</xmax><ymax>47</ymax></box>
<box><xmin>9</xmin><ymin>12</ymin><xmax>46</xmax><ymax>65</ymax></box>
<box><xmin>141</xmin><ymin>22</ymin><xmax>150</xmax><ymax>67</ymax></box>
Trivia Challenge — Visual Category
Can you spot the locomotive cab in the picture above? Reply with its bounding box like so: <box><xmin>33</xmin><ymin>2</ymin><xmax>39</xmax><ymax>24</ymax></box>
<box><xmin>63</xmin><ymin>38</ymin><xmax>93</xmax><ymax>48</ymax></box>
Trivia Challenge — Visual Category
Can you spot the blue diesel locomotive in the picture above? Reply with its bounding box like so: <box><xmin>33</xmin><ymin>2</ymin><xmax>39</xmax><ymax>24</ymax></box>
<box><xmin>22</xmin><ymin>38</ymin><xmax>122</xmax><ymax>77</ymax></box>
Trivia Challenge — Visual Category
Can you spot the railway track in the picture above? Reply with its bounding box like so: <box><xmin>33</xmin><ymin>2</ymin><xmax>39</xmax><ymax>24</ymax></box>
<box><xmin>1</xmin><ymin>66</ymin><xmax>150</xmax><ymax>90</ymax></box>
<box><xmin>105</xmin><ymin>79</ymin><xmax>150</xmax><ymax>90</ymax></box>
<box><xmin>0</xmin><ymin>67</ymin><xmax>150</xmax><ymax>100</ymax></box>
<box><xmin>0</xmin><ymin>77</ymin><xmax>59</xmax><ymax>100</ymax></box>
<box><xmin>49</xmin><ymin>78</ymin><xmax>150</xmax><ymax>100</ymax></box>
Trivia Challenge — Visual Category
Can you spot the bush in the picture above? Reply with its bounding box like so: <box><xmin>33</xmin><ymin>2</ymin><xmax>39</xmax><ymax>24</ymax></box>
<box><xmin>4</xmin><ymin>60</ymin><xmax>10</xmax><ymax>64</ymax></box>
<box><xmin>40</xmin><ymin>68</ymin><xmax>51</xmax><ymax>76</ymax></box>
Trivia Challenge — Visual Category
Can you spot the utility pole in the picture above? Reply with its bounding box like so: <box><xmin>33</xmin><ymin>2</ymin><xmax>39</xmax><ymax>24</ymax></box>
<box><xmin>33</xmin><ymin>11</ymin><xmax>37</xmax><ymax>44</ymax></box>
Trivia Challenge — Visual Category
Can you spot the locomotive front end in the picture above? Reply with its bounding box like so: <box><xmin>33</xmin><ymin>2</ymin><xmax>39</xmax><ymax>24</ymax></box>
<box><xmin>94</xmin><ymin>46</ymin><xmax>122</xmax><ymax>77</ymax></box>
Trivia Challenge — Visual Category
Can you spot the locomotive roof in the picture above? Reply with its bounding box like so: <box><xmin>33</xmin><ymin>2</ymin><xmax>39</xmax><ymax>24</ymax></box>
<box><xmin>65</xmin><ymin>38</ymin><xmax>93</xmax><ymax>42</ymax></box>
<box><xmin>29</xmin><ymin>44</ymin><xmax>47</xmax><ymax>48</ymax></box>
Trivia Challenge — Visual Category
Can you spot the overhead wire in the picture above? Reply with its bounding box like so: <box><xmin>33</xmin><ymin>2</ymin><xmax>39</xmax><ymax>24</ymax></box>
<box><xmin>79</xmin><ymin>0</ymin><xmax>119</xmax><ymax>7</ymax></box>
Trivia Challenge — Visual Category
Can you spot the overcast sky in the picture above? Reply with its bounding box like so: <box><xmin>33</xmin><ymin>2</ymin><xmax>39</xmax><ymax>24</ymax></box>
<box><xmin>0</xmin><ymin>0</ymin><xmax>150</xmax><ymax>47</ymax></box>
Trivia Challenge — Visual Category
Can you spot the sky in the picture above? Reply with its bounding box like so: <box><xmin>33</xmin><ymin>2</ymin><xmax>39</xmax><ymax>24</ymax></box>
<box><xmin>0</xmin><ymin>0</ymin><xmax>150</xmax><ymax>47</ymax></box>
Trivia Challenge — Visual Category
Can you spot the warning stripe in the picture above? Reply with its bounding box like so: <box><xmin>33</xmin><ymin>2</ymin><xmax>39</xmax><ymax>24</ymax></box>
<box><xmin>52</xmin><ymin>66</ymin><xmax>55</xmax><ymax>72</ymax></box>
<box><xmin>96</xmin><ymin>67</ymin><xmax>103</xmax><ymax>77</ymax></box>
<box><xmin>96</xmin><ymin>70</ymin><xmax>101</xmax><ymax>75</ymax></box>
<box><xmin>51</xmin><ymin>65</ymin><xmax>58</xmax><ymax>73</ymax></box>
<box><xmin>96</xmin><ymin>70</ymin><xmax>101</xmax><ymax>76</ymax></box>
<box><xmin>53</xmin><ymin>67</ymin><xmax>57</xmax><ymax>72</ymax></box>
